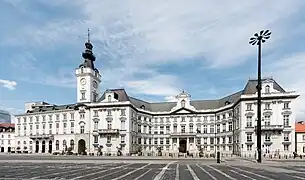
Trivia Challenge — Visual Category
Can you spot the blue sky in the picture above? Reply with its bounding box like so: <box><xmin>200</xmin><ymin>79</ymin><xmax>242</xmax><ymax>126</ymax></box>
<box><xmin>1</xmin><ymin>0</ymin><xmax>305</xmax><ymax>120</ymax></box>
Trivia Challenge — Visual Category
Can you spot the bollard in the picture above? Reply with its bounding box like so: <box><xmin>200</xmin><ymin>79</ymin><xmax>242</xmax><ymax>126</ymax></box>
<box><xmin>217</xmin><ymin>151</ymin><xmax>220</xmax><ymax>163</ymax></box>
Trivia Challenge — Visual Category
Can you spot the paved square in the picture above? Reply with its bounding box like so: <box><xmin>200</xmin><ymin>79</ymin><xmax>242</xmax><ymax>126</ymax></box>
<box><xmin>1</xmin><ymin>159</ymin><xmax>305</xmax><ymax>180</ymax></box>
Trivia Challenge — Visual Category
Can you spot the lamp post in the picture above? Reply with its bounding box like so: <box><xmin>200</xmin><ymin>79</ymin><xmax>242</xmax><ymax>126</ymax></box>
<box><xmin>249</xmin><ymin>30</ymin><xmax>271</xmax><ymax>163</ymax></box>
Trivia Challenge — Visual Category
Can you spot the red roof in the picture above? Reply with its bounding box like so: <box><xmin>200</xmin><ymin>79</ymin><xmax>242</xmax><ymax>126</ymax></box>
<box><xmin>296</xmin><ymin>122</ymin><xmax>305</xmax><ymax>133</ymax></box>
<box><xmin>0</xmin><ymin>123</ymin><xmax>15</xmax><ymax>128</ymax></box>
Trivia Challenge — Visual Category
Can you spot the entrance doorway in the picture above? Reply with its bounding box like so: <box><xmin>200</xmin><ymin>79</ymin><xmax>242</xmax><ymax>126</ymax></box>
<box><xmin>78</xmin><ymin>139</ymin><xmax>86</xmax><ymax>154</ymax></box>
<box><xmin>35</xmin><ymin>141</ymin><xmax>39</xmax><ymax>153</ymax></box>
<box><xmin>48</xmin><ymin>141</ymin><xmax>52</xmax><ymax>153</ymax></box>
<box><xmin>0</xmin><ymin>147</ymin><xmax>4</xmax><ymax>152</ymax></box>
<box><xmin>179</xmin><ymin>139</ymin><xmax>187</xmax><ymax>153</ymax></box>
<box><xmin>8</xmin><ymin>147</ymin><xmax>11</xmax><ymax>153</ymax></box>
<box><xmin>42</xmin><ymin>141</ymin><xmax>46</xmax><ymax>153</ymax></box>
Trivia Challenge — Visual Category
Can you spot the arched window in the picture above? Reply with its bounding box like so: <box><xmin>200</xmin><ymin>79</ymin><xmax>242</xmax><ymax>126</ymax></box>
<box><xmin>70</xmin><ymin>140</ymin><xmax>74</xmax><ymax>150</ymax></box>
<box><xmin>63</xmin><ymin>140</ymin><xmax>67</xmax><ymax>151</ymax></box>
<box><xmin>265</xmin><ymin>85</ymin><xmax>270</xmax><ymax>93</ymax></box>
<box><xmin>108</xmin><ymin>95</ymin><xmax>111</xmax><ymax>102</ymax></box>
<box><xmin>81</xmin><ymin>67</ymin><xmax>84</xmax><ymax>73</ymax></box>
<box><xmin>56</xmin><ymin>140</ymin><xmax>59</xmax><ymax>150</ymax></box>
<box><xmin>181</xmin><ymin>100</ymin><xmax>186</xmax><ymax>108</ymax></box>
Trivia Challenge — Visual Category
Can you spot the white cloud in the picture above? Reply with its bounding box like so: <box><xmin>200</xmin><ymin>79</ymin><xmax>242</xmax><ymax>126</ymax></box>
<box><xmin>2</xmin><ymin>0</ymin><xmax>305</xmax><ymax>101</ymax></box>
<box><xmin>265</xmin><ymin>53</ymin><xmax>305</xmax><ymax>120</ymax></box>
<box><xmin>0</xmin><ymin>79</ymin><xmax>17</xmax><ymax>90</ymax></box>
<box><xmin>164</xmin><ymin>96</ymin><xmax>177</xmax><ymax>102</ymax></box>
<box><xmin>125</xmin><ymin>74</ymin><xmax>181</xmax><ymax>97</ymax></box>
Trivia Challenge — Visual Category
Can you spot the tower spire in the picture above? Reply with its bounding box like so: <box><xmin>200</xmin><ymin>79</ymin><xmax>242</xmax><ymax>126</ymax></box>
<box><xmin>87</xmin><ymin>28</ymin><xmax>90</xmax><ymax>43</ymax></box>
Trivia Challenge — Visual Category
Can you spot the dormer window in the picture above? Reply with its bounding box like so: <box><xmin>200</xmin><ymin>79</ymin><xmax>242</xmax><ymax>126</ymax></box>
<box><xmin>107</xmin><ymin>95</ymin><xmax>111</xmax><ymax>102</ymax></box>
<box><xmin>181</xmin><ymin>100</ymin><xmax>186</xmax><ymax>108</ymax></box>
<box><xmin>140</xmin><ymin>105</ymin><xmax>145</xmax><ymax>110</ymax></box>
<box><xmin>265</xmin><ymin>85</ymin><xmax>270</xmax><ymax>93</ymax></box>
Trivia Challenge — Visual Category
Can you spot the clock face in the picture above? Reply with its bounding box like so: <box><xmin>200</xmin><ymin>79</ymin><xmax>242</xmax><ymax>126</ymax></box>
<box><xmin>93</xmin><ymin>81</ymin><xmax>98</xmax><ymax>88</ymax></box>
<box><xmin>80</xmin><ymin>78</ymin><xmax>86</xmax><ymax>85</ymax></box>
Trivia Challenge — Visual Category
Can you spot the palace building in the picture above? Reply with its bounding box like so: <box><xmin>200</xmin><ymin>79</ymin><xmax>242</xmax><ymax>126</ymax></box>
<box><xmin>14</xmin><ymin>39</ymin><xmax>299</xmax><ymax>157</ymax></box>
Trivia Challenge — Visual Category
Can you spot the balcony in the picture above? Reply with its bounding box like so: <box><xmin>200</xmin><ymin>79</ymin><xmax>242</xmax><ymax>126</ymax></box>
<box><xmin>98</xmin><ymin>129</ymin><xmax>119</xmax><ymax>134</ymax></box>
<box><xmin>170</xmin><ymin>132</ymin><xmax>196</xmax><ymax>137</ymax></box>
<box><xmin>255</xmin><ymin>125</ymin><xmax>283</xmax><ymax>133</ymax></box>
<box><xmin>29</xmin><ymin>134</ymin><xmax>54</xmax><ymax>139</ymax></box>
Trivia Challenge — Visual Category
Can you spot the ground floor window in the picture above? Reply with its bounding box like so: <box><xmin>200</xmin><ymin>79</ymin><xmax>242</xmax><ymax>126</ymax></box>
<box><xmin>247</xmin><ymin>145</ymin><xmax>252</xmax><ymax>151</ymax></box>
<box><xmin>284</xmin><ymin>145</ymin><xmax>289</xmax><ymax>151</ymax></box>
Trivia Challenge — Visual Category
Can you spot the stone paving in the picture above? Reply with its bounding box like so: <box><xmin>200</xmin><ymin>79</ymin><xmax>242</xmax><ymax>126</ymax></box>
<box><xmin>1</xmin><ymin>160</ymin><xmax>305</xmax><ymax>180</ymax></box>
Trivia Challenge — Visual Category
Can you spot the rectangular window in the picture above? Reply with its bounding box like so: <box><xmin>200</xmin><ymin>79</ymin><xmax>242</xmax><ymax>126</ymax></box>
<box><xmin>107</xmin><ymin>121</ymin><xmax>112</xmax><ymax>130</ymax></box>
<box><xmin>154</xmin><ymin>138</ymin><xmax>158</xmax><ymax>145</ymax></box>
<box><xmin>107</xmin><ymin>110</ymin><xmax>111</xmax><ymax>116</ymax></box>
<box><xmin>246</xmin><ymin>134</ymin><xmax>252</xmax><ymax>142</ymax></box>
<box><xmin>173</xmin><ymin>125</ymin><xmax>177</xmax><ymax>133</ymax></box>
<box><xmin>264</xmin><ymin>115</ymin><xmax>271</xmax><ymax>126</ymax></box>
<box><xmin>120</xmin><ymin>109</ymin><xmax>126</xmax><ymax>116</ymax></box>
<box><xmin>284</xmin><ymin>133</ymin><xmax>289</xmax><ymax>141</ymax></box>
<box><xmin>203</xmin><ymin>125</ymin><xmax>207</xmax><ymax>133</ymax></box>
<box><xmin>81</xmin><ymin>92</ymin><xmax>86</xmax><ymax>99</ymax></box>
<box><xmin>247</xmin><ymin>104</ymin><xmax>252</xmax><ymax>111</ymax></box>
<box><xmin>121</xmin><ymin>121</ymin><xmax>125</xmax><ymax>130</ymax></box>
<box><xmin>216</xmin><ymin>124</ymin><xmax>220</xmax><ymax>133</ymax></box>
<box><xmin>247</xmin><ymin>145</ymin><xmax>252</xmax><ymax>151</ymax></box>
<box><xmin>70</xmin><ymin>113</ymin><xmax>74</xmax><ymax>120</ymax></box>
<box><xmin>222</xmin><ymin>123</ymin><xmax>226</xmax><ymax>132</ymax></box>
<box><xmin>284</xmin><ymin>145</ymin><xmax>289</xmax><ymax>151</ymax></box>
<box><xmin>181</xmin><ymin>125</ymin><xmax>185</xmax><ymax>133</ymax></box>
<box><xmin>265</xmin><ymin>134</ymin><xmax>271</xmax><ymax>142</ymax></box>
<box><xmin>189</xmin><ymin>125</ymin><xmax>193</xmax><ymax>133</ymax></box>
<box><xmin>283</xmin><ymin>115</ymin><xmax>289</xmax><ymax>126</ymax></box>
<box><xmin>265</xmin><ymin>103</ymin><xmax>271</xmax><ymax>110</ymax></box>
<box><xmin>94</xmin><ymin>121</ymin><xmax>98</xmax><ymax>130</ymax></box>
<box><xmin>63</xmin><ymin>114</ymin><xmax>67</xmax><ymax>120</ymax></box>
<box><xmin>228</xmin><ymin>122</ymin><xmax>232</xmax><ymax>131</ymax></box>
<box><xmin>107</xmin><ymin>136</ymin><xmax>111</xmax><ymax>143</ymax></box>
<box><xmin>210</xmin><ymin>138</ymin><xmax>214</xmax><ymax>144</ymax></box>
<box><xmin>94</xmin><ymin>136</ymin><xmax>98</xmax><ymax>143</ymax></box>
<box><xmin>93</xmin><ymin>110</ymin><xmax>98</xmax><ymax>117</ymax></box>
<box><xmin>210</xmin><ymin>125</ymin><xmax>214</xmax><ymax>133</ymax></box>
<box><xmin>284</xmin><ymin>102</ymin><xmax>290</xmax><ymax>109</ymax></box>
<box><xmin>160</xmin><ymin>126</ymin><xmax>164</xmax><ymax>134</ymax></box>
<box><xmin>246</xmin><ymin>116</ymin><xmax>252</xmax><ymax>127</ymax></box>
<box><xmin>121</xmin><ymin>136</ymin><xmax>125</xmax><ymax>143</ymax></box>
<box><xmin>80</xmin><ymin>126</ymin><xmax>84</xmax><ymax>134</ymax></box>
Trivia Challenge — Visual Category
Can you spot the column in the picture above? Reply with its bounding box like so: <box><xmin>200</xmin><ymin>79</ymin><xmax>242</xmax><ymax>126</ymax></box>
<box><xmin>39</xmin><ymin>140</ymin><xmax>43</xmax><ymax>153</ymax></box>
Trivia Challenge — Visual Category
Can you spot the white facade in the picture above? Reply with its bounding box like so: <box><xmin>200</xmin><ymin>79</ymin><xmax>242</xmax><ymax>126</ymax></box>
<box><xmin>0</xmin><ymin>124</ymin><xmax>15</xmax><ymax>153</ymax></box>
<box><xmin>11</xmin><ymin>41</ymin><xmax>299</xmax><ymax>157</ymax></box>
<box><xmin>296</xmin><ymin>132</ymin><xmax>305</xmax><ymax>156</ymax></box>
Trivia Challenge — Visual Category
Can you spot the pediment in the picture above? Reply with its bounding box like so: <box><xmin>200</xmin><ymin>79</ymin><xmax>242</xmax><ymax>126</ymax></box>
<box><xmin>171</xmin><ymin>107</ymin><xmax>196</xmax><ymax>115</ymax></box>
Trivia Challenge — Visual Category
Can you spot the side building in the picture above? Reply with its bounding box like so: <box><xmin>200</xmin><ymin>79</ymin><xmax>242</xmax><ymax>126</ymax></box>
<box><xmin>0</xmin><ymin>123</ymin><xmax>15</xmax><ymax>153</ymax></box>
<box><xmin>295</xmin><ymin>121</ymin><xmax>305</xmax><ymax>156</ymax></box>
<box><xmin>0</xmin><ymin>109</ymin><xmax>11</xmax><ymax>123</ymax></box>
<box><xmin>14</xmin><ymin>39</ymin><xmax>299</xmax><ymax>157</ymax></box>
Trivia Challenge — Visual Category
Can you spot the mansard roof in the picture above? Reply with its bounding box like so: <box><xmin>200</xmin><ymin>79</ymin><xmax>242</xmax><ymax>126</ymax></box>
<box><xmin>21</xmin><ymin>78</ymin><xmax>292</xmax><ymax>115</ymax></box>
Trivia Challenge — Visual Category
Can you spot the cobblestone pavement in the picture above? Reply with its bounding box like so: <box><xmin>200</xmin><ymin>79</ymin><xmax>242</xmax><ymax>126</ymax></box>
<box><xmin>1</xmin><ymin>160</ymin><xmax>305</xmax><ymax>180</ymax></box>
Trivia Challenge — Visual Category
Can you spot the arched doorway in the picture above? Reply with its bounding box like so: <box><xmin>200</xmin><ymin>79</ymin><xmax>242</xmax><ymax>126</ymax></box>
<box><xmin>179</xmin><ymin>139</ymin><xmax>187</xmax><ymax>153</ymax></box>
<box><xmin>42</xmin><ymin>141</ymin><xmax>46</xmax><ymax>153</ymax></box>
<box><xmin>78</xmin><ymin>139</ymin><xmax>86</xmax><ymax>154</ymax></box>
<box><xmin>7</xmin><ymin>147</ymin><xmax>11</xmax><ymax>153</ymax></box>
<box><xmin>48</xmin><ymin>141</ymin><xmax>52</xmax><ymax>153</ymax></box>
<box><xmin>35</xmin><ymin>141</ymin><xmax>39</xmax><ymax>153</ymax></box>
<box><xmin>0</xmin><ymin>147</ymin><xmax>4</xmax><ymax>152</ymax></box>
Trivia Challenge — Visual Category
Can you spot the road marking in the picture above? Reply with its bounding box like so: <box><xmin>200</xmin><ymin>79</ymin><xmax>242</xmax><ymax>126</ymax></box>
<box><xmin>153</xmin><ymin>161</ymin><xmax>176</xmax><ymax>180</ymax></box>
<box><xmin>292</xmin><ymin>175</ymin><xmax>305</xmax><ymax>180</ymax></box>
<box><xmin>72</xmin><ymin>163</ymin><xmax>132</xmax><ymax>180</ymax></box>
<box><xmin>134</xmin><ymin>169</ymin><xmax>152</xmax><ymax>180</ymax></box>
<box><xmin>187</xmin><ymin>165</ymin><xmax>200</xmax><ymax>180</ymax></box>
<box><xmin>111</xmin><ymin>163</ymin><xmax>152</xmax><ymax>180</ymax></box>
<box><xmin>230</xmin><ymin>170</ymin><xmax>257</xmax><ymax>180</ymax></box>
<box><xmin>196</xmin><ymin>164</ymin><xmax>217</xmax><ymax>180</ymax></box>
<box><xmin>175</xmin><ymin>164</ymin><xmax>179</xmax><ymax>180</ymax></box>
<box><xmin>203</xmin><ymin>164</ymin><xmax>237</xmax><ymax>180</ymax></box>
<box><xmin>30</xmin><ymin>167</ymin><xmax>83</xmax><ymax>179</ymax></box>
<box><xmin>227</xmin><ymin>165</ymin><xmax>274</xmax><ymax>180</ymax></box>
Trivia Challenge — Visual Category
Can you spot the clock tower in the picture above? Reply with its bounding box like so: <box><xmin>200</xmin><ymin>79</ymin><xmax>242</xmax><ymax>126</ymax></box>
<box><xmin>75</xmin><ymin>29</ymin><xmax>101</xmax><ymax>103</ymax></box>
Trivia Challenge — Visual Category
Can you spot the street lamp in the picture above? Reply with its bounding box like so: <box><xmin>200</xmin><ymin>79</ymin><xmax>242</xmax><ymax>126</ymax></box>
<box><xmin>249</xmin><ymin>30</ymin><xmax>271</xmax><ymax>163</ymax></box>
